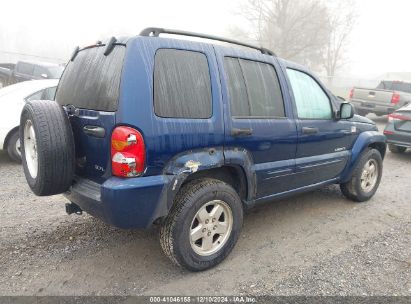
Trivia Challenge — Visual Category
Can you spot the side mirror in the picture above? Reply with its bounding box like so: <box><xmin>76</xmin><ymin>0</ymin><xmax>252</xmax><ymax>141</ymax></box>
<box><xmin>339</xmin><ymin>102</ymin><xmax>354</xmax><ymax>119</ymax></box>
<box><xmin>41</xmin><ymin>73</ymin><xmax>48</xmax><ymax>79</ymax></box>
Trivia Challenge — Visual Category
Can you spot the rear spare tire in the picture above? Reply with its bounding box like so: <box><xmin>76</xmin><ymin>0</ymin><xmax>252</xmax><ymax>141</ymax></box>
<box><xmin>20</xmin><ymin>100</ymin><xmax>75</xmax><ymax>196</ymax></box>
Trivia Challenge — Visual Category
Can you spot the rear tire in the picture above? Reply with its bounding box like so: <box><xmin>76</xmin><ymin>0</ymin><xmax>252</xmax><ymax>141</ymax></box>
<box><xmin>6</xmin><ymin>130</ymin><xmax>21</xmax><ymax>163</ymax></box>
<box><xmin>388</xmin><ymin>144</ymin><xmax>407</xmax><ymax>154</ymax></box>
<box><xmin>20</xmin><ymin>100</ymin><xmax>75</xmax><ymax>196</ymax></box>
<box><xmin>160</xmin><ymin>178</ymin><xmax>243</xmax><ymax>271</ymax></box>
<box><xmin>340</xmin><ymin>148</ymin><xmax>383</xmax><ymax>202</ymax></box>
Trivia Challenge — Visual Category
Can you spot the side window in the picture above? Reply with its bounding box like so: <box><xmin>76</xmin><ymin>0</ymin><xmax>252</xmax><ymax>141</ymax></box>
<box><xmin>42</xmin><ymin>86</ymin><xmax>57</xmax><ymax>100</ymax></box>
<box><xmin>154</xmin><ymin>49</ymin><xmax>212</xmax><ymax>119</ymax></box>
<box><xmin>26</xmin><ymin>89</ymin><xmax>44</xmax><ymax>102</ymax></box>
<box><xmin>224</xmin><ymin>57</ymin><xmax>285</xmax><ymax>118</ymax></box>
<box><xmin>33</xmin><ymin>66</ymin><xmax>47</xmax><ymax>78</ymax></box>
<box><xmin>224</xmin><ymin>58</ymin><xmax>249</xmax><ymax>116</ymax></box>
<box><xmin>286</xmin><ymin>68</ymin><xmax>332</xmax><ymax>119</ymax></box>
<box><xmin>17</xmin><ymin>63</ymin><xmax>34</xmax><ymax>75</ymax></box>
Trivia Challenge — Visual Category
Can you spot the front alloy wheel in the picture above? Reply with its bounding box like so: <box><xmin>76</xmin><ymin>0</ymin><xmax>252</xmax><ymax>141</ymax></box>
<box><xmin>360</xmin><ymin>159</ymin><xmax>379</xmax><ymax>193</ymax></box>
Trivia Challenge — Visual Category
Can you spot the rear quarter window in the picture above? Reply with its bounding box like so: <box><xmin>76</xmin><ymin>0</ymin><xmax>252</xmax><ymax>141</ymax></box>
<box><xmin>56</xmin><ymin>45</ymin><xmax>125</xmax><ymax>112</ymax></box>
<box><xmin>154</xmin><ymin>49</ymin><xmax>212</xmax><ymax>119</ymax></box>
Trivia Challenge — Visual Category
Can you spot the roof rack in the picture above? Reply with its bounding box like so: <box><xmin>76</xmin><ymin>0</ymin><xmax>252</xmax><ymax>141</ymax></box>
<box><xmin>139</xmin><ymin>27</ymin><xmax>276</xmax><ymax>56</ymax></box>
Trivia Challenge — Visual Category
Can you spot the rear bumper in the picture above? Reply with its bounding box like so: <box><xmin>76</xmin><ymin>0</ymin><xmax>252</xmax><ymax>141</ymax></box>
<box><xmin>384</xmin><ymin>124</ymin><xmax>411</xmax><ymax>147</ymax></box>
<box><xmin>386</xmin><ymin>138</ymin><xmax>411</xmax><ymax>148</ymax></box>
<box><xmin>64</xmin><ymin>175</ymin><xmax>172</xmax><ymax>229</ymax></box>
<box><xmin>350</xmin><ymin>100</ymin><xmax>395</xmax><ymax>115</ymax></box>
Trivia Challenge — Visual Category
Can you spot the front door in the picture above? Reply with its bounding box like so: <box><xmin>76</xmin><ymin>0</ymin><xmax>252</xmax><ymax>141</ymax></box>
<box><xmin>286</xmin><ymin>68</ymin><xmax>352</xmax><ymax>187</ymax></box>
<box><xmin>216</xmin><ymin>49</ymin><xmax>298</xmax><ymax>199</ymax></box>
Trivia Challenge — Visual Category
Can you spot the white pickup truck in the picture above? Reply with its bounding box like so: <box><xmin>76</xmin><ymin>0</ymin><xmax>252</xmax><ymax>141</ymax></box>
<box><xmin>349</xmin><ymin>81</ymin><xmax>411</xmax><ymax>116</ymax></box>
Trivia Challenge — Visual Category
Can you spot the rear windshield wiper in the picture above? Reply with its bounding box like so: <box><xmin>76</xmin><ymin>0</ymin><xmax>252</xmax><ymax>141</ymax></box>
<box><xmin>70</xmin><ymin>37</ymin><xmax>120</xmax><ymax>62</ymax></box>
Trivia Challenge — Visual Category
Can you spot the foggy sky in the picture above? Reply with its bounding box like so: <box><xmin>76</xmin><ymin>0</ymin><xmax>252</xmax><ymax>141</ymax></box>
<box><xmin>0</xmin><ymin>0</ymin><xmax>410</xmax><ymax>79</ymax></box>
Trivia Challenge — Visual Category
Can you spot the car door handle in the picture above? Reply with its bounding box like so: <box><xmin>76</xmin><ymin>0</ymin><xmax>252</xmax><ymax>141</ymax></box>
<box><xmin>302</xmin><ymin>127</ymin><xmax>319</xmax><ymax>135</ymax></box>
<box><xmin>83</xmin><ymin>125</ymin><xmax>105</xmax><ymax>138</ymax></box>
<box><xmin>231</xmin><ymin>128</ymin><xmax>253</xmax><ymax>137</ymax></box>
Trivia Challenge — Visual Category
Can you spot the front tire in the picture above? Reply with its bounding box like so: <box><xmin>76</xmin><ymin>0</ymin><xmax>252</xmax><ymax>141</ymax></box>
<box><xmin>388</xmin><ymin>144</ymin><xmax>407</xmax><ymax>154</ymax></box>
<box><xmin>160</xmin><ymin>179</ymin><xmax>243</xmax><ymax>271</ymax></box>
<box><xmin>6</xmin><ymin>130</ymin><xmax>21</xmax><ymax>163</ymax></box>
<box><xmin>340</xmin><ymin>148</ymin><xmax>383</xmax><ymax>202</ymax></box>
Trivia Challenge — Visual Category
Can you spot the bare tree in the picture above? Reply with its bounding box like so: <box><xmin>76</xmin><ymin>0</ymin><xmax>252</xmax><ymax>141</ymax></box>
<box><xmin>229</xmin><ymin>0</ymin><xmax>356</xmax><ymax>75</ymax></box>
<box><xmin>322</xmin><ymin>0</ymin><xmax>356</xmax><ymax>82</ymax></box>
<box><xmin>231</xmin><ymin>0</ymin><xmax>330</xmax><ymax>69</ymax></box>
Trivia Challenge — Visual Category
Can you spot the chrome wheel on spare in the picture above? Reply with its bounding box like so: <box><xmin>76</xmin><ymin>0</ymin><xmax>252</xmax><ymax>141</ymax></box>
<box><xmin>360</xmin><ymin>159</ymin><xmax>378</xmax><ymax>193</ymax></box>
<box><xmin>15</xmin><ymin>138</ymin><xmax>21</xmax><ymax>157</ymax></box>
<box><xmin>24</xmin><ymin>120</ymin><xmax>38</xmax><ymax>178</ymax></box>
<box><xmin>190</xmin><ymin>200</ymin><xmax>233</xmax><ymax>256</ymax></box>
<box><xmin>160</xmin><ymin>179</ymin><xmax>243</xmax><ymax>271</ymax></box>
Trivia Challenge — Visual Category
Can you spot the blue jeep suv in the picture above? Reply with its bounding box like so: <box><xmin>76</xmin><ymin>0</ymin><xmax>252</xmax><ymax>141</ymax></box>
<box><xmin>20</xmin><ymin>28</ymin><xmax>386</xmax><ymax>271</ymax></box>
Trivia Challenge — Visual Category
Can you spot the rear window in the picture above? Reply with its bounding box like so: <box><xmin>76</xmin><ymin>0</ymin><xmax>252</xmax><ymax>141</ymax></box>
<box><xmin>376</xmin><ymin>81</ymin><xmax>411</xmax><ymax>93</ymax></box>
<box><xmin>17</xmin><ymin>62</ymin><xmax>34</xmax><ymax>75</ymax></box>
<box><xmin>154</xmin><ymin>49</ymin><xmax>212</xmax><ymax>119</ymax></box>
<box><xmin>56</xmin><ymin>45</ymin><xmax>125</xmax><ymax>112</ymax></box>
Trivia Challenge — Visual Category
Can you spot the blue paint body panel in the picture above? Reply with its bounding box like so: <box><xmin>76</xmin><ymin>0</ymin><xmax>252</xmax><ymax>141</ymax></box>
<box><xmin>64</xmin><ymin>36</ymin><xmax>386</xmax><ymax>229</ymax></box>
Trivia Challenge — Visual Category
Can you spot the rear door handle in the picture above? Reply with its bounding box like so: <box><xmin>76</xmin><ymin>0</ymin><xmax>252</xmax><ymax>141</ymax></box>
<box><xmin>83</xmin><ymin>125</ymin><xmax>105</xmax><ymax>138</ymax></box>
<box><xmin>302</xmin><ymin>127</ymin><xmax>319</xmax><ymax>135</ymax></box>
<box><xmin>231</xmin><ymin>128</ymin><xmax>253</xmax><ymax>137</ymax></box>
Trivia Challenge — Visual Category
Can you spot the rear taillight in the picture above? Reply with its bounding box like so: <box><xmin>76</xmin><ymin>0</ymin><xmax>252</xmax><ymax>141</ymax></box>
<box><xmin>391</xmin><ymin>93</ymin><xmax>400</xmax><ymax>104</ymax></box>
<box><xmin>349</xmin><ymin>88</ymin><xmax>354</xmax><ymax>99</ymax></box>
<box><xmin>388</xmin><ymin>113</ymin><xmax>410</xmax><ymax>122</ymax></box>
<box><xmin>111</xmin><ymin>126</ymin><xmax>145</xmax><ymax>177</ymax></box>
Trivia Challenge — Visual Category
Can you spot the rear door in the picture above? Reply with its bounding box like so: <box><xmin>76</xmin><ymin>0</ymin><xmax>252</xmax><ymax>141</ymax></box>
<box><xmin>55</xmin><ymin>44</ymin><xmax>126</xmax><ymax>183</ymax></box>
<box><xmin>286</xmin><ymin>68</ymin><xmax>352</xmax><ymax>187</ymax></box>
<box><xmin>216</xmin><ymin>49</ymin><xmax>297</xmax><ymax>198</ymax></box>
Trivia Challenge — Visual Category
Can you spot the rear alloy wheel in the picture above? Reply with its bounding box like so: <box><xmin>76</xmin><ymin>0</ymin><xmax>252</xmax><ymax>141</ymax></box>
<box><xmin>160</xmin><ymin>179</ymin><xmax>243</xmax><ymax>271</ymax></box>
<box><xmin>340</xmin><ymin>148</ymin><xmax>383</xmax><ymax>202</ymax></box>
<box><xmin>388</xmin><ymin>144</ymin><xmax>407</xmax><ymax>154</ymax></box>
<box><xmin>189</xmin><ymin>200</ymin><xmax>233</xmax><ymax>256</ymax></box>
<box><xmin>6</xmin><ymin>130</ymin><xmax>22</xmax><ymax>163</ymax></box>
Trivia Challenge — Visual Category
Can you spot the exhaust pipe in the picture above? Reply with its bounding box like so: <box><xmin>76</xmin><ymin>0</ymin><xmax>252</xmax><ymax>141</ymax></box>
<box><xmin>65</xmin><ymin>203</ymin><xmax>83</xmax><ymax>215</ymax></box>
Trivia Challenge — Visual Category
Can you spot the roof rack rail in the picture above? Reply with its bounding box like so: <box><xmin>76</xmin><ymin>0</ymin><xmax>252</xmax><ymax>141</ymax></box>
<box><xmin>139</xmin><ymin>27</ymin><xmax>276</xmax><ymax>56</ymax></box>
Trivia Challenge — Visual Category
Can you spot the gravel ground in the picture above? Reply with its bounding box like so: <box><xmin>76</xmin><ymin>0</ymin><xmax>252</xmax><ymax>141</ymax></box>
<box><xmin>0</xmin><ymin>116</ymin><xmax>410</xmax><ymax>296</ymax></box>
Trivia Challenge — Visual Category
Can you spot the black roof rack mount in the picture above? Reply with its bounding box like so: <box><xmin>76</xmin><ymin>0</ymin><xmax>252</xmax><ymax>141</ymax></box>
<box><xmin>139</xmin><ymin>27</ymin><xmax>276</xmax><ymax>56</ymax></box>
